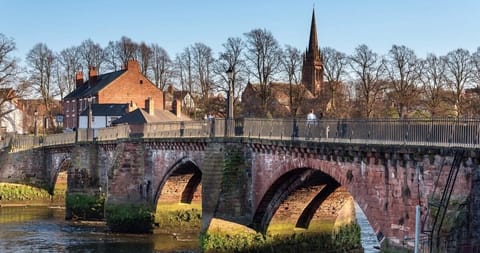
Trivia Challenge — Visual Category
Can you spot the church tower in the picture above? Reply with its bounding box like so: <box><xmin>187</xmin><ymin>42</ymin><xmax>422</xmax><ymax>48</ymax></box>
<box><xmin>302</xmin><ymin>9</ymin><xmax>324</xmax><ymax>97</ymax></box>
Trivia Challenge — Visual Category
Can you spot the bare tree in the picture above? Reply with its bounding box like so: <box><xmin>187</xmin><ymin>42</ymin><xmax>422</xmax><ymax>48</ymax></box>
<box><xmin>282</xmin><ymin>45</ymin><xmax>303</xmax><ymax>117</ymax></box>
<box><xmin>57</xmin><ymin>46</ymin><xmax>82</xmax><ymax>97</ymax></box>
<box><xmin>26</xmin><ymin>43</ymin><xmax>57</xmax><ymax>115</ymax></box>
<box><xmin>473</xmin><ymin>47</ymin><xmax>480</xmax><ymax>85</ymax></box>
<box><xmin>349</xmin><ymin>44</ymin><xmax>386</xmax><ymax>118</ymax></box>
<box><xmin>103</xmin><ymin>41</ymin><xmax>121</xmax><ymax>72</ymax></box>
<box><xmin>215</xmin><ymin>37</ymin><xmax>246</xmax><ymax>108</ymax></box>
<box><xmin>138</xmin><ymin>42</ymin><xmax>152</xmax><ymax>76</ymax></box>
<box><xmin>191</xmin><ymin>42</ymin><xmax>214</xmax><ymax>99</ymax></box>
<box><xmin>444</xmin><ymin>49</ymin><xmax>473</xmax><ymax>117</ymax></box>
<box><xmin>176</xmin><ymin>48</ymin><xmax>194</xmax><ymax>94</ymax></box>
<box><xmin>419</xmin><ymin>54</ymin><xmax>448</xmax><ymax>117</ymax></box>
<box><xmin>116</xmin><ymin>36</ymin><xmax>137</xmax><ymax>65</ymax></box>
<box><xmin>150</xmin><ymin>44</ymin><xmax>173</xmax><ymax>90</ymax></box>
<box><xmin>385</xmin><ymin>45</ymin><xmax>421</xmax><ymax>118</ymax></box>
<box><xmin>244</xmin><ymin>28</ymin><xmax>283</xmax><ymax>115</ymax></box>
<box><xmin>78</xmin><ymin>39</ymin><xmax>104</xmax><ymax>72</ymax></box>
<box><xmin>0</xmin><ymin>34</ymin><xmax>20</xmax><ymax>119</ymax></box>
<box><xmin>322</xmin><ymin>47</ymin><xmax>349</xmax><ymax>117</ymax></box>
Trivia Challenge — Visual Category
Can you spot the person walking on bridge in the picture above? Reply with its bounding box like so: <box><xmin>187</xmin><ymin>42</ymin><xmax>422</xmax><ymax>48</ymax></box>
<box><xmin>306</xmin><ymin>109</ymin><xmax>318</xmax><ymax>139</ymax></box>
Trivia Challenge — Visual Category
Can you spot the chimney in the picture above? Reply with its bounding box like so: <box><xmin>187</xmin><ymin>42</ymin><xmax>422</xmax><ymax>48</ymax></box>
<box><xmin>129</xmin><ymin>100</ymin><xmax>137</xmax><ymax>112</ymax></box>
<box><xmin>167</xmin><ymin>85</ymin><xmax>174</xmax><ymax>94</ymax></box>
<box><xmin>173</xmin><ymin>99</ymin><xmax>182</xmax><ymax>117</ymax></box>
<box><xmin>88</xmin><ymin>66</ymin><xmax>97</xmax><ymax>85</ymax></box>
<box><xmin>76</xmin><ymin>71</ymin><xmax>84</xmax><ymax>88</ymax></box>
<box><xmin>126</xmin><ymin>60</ymin><xmax>139</xmax><ymax>72</ymax></box>
<box><xmin>145</xmin><ymin>97</ymin><xmax>154</xmax><ymax>116</ymax></box>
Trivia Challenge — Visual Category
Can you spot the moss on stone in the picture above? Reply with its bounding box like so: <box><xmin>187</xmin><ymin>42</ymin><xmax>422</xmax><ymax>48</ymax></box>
<box><xmin>66</xmin><ymin>192</ymin><xmax>105</xmax><ymax>220</ymax></box>
<box><xmin>105</xmin><ymin>203</ymin><xmax>154</xmax><ymax>233</ymax></box>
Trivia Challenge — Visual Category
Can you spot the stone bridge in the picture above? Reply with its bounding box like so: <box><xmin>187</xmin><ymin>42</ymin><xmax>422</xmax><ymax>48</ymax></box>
<box><xmin>0</xmin><ymin>118</ymin><xmax>479</xmax><ymax>250</ymax></box>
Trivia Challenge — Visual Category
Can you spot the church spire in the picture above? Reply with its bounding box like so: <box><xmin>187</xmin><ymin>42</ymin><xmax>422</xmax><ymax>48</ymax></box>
<box><xmin>308</xmin><ymin>9</ymin><xmax>319</xmax><ymax>55</ymax></box>
<box><xmin>302</xmin><ymin>8</ymin><xmax>324</xmax><ymax>97</ymax></box>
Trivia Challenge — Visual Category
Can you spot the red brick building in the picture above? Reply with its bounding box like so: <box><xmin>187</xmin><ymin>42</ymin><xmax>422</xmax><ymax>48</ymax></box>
<box><xmin>63</xmin><ymin>60</ymin><xmax>164</xmax><ymax>129</ymax></box>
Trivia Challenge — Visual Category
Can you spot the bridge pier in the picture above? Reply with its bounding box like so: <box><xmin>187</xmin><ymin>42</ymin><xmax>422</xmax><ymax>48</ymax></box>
<box><xmin>66</xmin><ymin>144</ymin><xmax>104</xmax><ymax>220</ymax></box>
<box><xmin>201</xmin><ymin>141</ymin><xmax>251</xmax><ymax>232</ymax></box>
<box><xmin>103</xmin><ymin>141</ymin><xmax>154</xmax><ymax>233</ymax></box>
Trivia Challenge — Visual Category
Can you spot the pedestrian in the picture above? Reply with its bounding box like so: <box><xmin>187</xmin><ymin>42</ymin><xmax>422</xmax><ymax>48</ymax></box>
<box><xmin>306</xmin><ymin>109</ymin><xmax>318</xmax><ymax>139</ymax></box>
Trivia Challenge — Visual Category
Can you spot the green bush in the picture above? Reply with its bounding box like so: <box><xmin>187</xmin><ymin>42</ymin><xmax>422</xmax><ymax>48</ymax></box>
<box><xmin>66</xmin><ymin>193</ymin><xmax>105</xmax><ymax>220</ymax></box>
<box><xmin>0</xmin><ymin>183</ymin><xmax>51</xmax><ymax>202</ymax></box>
<box><xmin>105</xmin><ymin>203</ymin><xmax>154</xmax><ymax>233</ymax></box>
<box><xmin>201</xmin><ymin>223</ymin><xmax>362</xmax><ymax>253</ymax></box>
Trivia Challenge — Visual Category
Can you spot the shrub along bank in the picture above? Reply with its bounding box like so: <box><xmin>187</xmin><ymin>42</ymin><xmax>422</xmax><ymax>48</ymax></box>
<box><xmin>201</xmin><ymin>222</ymin><xmax>362</xmax><ymax>253</ymax></box>
<box><xmin>0</xmin><ymin>183</ymin><xmax>65</xmax><ymax>205</ymax></box>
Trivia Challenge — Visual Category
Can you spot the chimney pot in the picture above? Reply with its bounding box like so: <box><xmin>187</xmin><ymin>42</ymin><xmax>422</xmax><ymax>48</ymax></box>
<box><xmin>126</xmin><ymin>60</ymin><xmax>139</xmax><ymax>72</ymax></box>
<box><xmin>76</xmin><ymin>71</ymin><xmax>84</xmax><ymax>88</ymax></box>
<box><xmin>88</xmin><ymin>66</ymin><xmax>97</xmax><ymax>85</ymax></box>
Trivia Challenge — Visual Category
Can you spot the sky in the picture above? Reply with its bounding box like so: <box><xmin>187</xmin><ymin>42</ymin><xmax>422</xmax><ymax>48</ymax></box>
<box><xmin>2</xmin><ymin>0</ymin><xmax>480</xmax><ymax>63</ymax></box>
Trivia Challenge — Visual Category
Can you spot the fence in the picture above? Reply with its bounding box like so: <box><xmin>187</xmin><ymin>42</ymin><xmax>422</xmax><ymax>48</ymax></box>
<box><xmin>3</xmin><ymin>117</ymin><xmax>480</xmax><ymax>151</ymax></box>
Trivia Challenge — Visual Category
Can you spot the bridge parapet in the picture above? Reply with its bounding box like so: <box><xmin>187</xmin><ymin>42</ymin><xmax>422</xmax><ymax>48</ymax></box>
<box><xmin>5</xmin><ymin>118</ymin><xmax>480</xmax><ymax>152</ymax></box>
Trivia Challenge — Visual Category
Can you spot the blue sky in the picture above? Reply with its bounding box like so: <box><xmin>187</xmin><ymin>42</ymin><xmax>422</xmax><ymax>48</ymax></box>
<box><xmin>2</xmin><ymin>0</ymin><xmax>480</xmax><ymax>62</ymax></box>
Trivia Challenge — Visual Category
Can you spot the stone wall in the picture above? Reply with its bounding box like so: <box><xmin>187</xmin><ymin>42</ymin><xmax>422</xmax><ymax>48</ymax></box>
<box><xmin>0</xmin><ymin>147</ymin><xmax>47</xmax><ymax>188</ymax></box>
<box><xmin>246</xmin><ymin>141</ymin><xmax>477</xmax><ymax>249</ymax></box>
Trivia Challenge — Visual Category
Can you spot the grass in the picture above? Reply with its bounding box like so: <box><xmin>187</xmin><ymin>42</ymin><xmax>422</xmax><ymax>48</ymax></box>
<box><xmin>0</xmin><ymin>183</ymin><xmax>52</xmax><ymax>204</ymax></box>
<box><xmin>154</xmin><ymin>202</ymin><xmax>202</xmax><ymax>232</ymax></box>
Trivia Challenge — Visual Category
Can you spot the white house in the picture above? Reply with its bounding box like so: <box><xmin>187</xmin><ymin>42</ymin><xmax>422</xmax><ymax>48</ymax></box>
<box><xmin>0</xmin><ymin>99</ymin><xmax>24</xmax><ymax>134</ymax></box>
<box><xmin>78</xmin><ymin>104</ymin><xmax>128</xmax><ymax>129</ymax></box>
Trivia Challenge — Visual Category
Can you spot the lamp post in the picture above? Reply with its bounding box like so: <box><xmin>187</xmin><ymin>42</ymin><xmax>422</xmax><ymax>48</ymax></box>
<box><xmin>87</xmin><ymin>96</ymin><xmax>93</xmax><ymax>141</ymax></box>
<box><xmin>225</xmin><ymin>67</ymin><xmax>234</xmax><ymax>137</ymax></box>
<box><xmin>34</xmin><ymin>109</ymin><xmax>38</xmax><ymax>136</ymax></box>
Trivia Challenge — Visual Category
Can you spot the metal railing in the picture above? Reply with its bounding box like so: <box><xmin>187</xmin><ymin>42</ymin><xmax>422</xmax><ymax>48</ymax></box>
<box><xmin>3</xmin><ymin>117</ymin><xmax>480</xmax><ymax>152</ymax></box>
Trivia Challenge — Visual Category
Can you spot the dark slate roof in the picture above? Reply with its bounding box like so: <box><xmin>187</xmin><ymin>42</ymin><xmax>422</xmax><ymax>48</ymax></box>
<box><xmin>111</xmin><ymin>108</ymin><xmax>149</xmax><ymax>124</ymax></box>
<box><xmin>79</xmin><ymin>103</ymin><xmax>128</xmax><ymax>116</ymax></box>
<box><xmin>64</xmin><ymin>70</ymin><xmax>126</xmax><ymax>99</ymax></box>
<box><xmin>112</xmin><ymin>108</ymin><xmax>191</xmax><ymax>125</ymax></box>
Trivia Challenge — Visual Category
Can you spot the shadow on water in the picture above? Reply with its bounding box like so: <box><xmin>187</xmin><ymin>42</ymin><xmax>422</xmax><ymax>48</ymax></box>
<box><xmin>0</xmin><ymin>206</ymin><xmax>200</xmax><ymax>253</ymax></box>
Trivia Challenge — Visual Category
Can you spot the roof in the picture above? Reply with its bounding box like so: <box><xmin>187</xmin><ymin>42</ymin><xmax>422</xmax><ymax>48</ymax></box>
<box><xmin>79</xmin><ymin>103</ymin><xmax>128</xmax><ymax>116</ymax></box>
<box><xmin>173</xmin><ymin>90</ymin><xmax>191</xmax><ymax>100</ymax></box>
<box><xmin>64</xmin><ymin>70</ymin><xmax>126</xmax><ymax>99</ymax></box>
<box><xmin>112</xmin><ymin>108</ymin><xmax>191</xmax><ymax>125</ymax></box>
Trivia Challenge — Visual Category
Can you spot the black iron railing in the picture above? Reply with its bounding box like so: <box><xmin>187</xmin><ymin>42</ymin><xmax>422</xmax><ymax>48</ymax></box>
<box><xmin>3</xmin><ymin>117</ymin><xmax>480</xmax><ymax>151</ymax></box>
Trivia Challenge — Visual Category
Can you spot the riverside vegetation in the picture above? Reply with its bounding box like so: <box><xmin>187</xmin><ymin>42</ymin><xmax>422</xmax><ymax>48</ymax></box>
<box><xmin>1</xmin><ymin>179</ymin><xmax>362</xmax><ymax>252</ymax></box>
<box><xmin>201</xmin><ymin>222</ymin><xmax>362</xmax><ymax>253</ymax></box>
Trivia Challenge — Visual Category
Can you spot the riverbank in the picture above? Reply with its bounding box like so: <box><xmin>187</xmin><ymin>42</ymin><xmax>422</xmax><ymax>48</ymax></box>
<box><xmin>0</xmin><ymin>182</ymin><xmax>65</xmax><ymax>207</ymax></box>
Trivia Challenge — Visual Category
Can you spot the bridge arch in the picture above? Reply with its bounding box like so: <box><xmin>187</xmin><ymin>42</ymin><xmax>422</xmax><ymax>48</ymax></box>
<box><xmin>251</xmin><ymin>167</ymin><xmax>341</xmax><ymax>234</ymax></box>
<box><xmin>48</xmin><ymin>157</ymin><xmax>72</xmax><ymax>195</ymax></box>
<box><xmin>153</xmin><ymin>156</ymin><xmax>202</xmax><ymax>207</ymax></box>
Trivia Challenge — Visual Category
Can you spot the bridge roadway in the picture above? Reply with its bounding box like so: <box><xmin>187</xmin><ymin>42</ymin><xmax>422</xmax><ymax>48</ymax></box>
<box><xmin>0</xmin><ymin>118</ymin><xmax>479</xmax><ymax>251</ymax></box>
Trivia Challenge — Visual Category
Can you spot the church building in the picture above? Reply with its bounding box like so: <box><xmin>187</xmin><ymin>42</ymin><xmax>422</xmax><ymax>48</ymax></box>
<box><xmin>302</xmin><ymin>9</ymin><xmax>324</xmax><ymax>97</ymax></box>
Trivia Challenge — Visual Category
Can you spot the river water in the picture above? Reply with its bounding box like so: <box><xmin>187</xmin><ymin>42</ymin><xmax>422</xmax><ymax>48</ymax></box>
<box><xmin>0</xmin><ymin>205</ymin><xmax>379</xmax><ymax>253</ymax></box>
<box><xmin>0</xmin><ymin>206</ymin><xmax>199</xmax><ymax>253</ymax></box>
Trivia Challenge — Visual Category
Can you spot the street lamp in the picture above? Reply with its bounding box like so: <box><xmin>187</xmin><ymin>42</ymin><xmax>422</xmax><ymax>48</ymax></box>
<box><xmin>87</xmin><ymin>96</ymin><xmax>93</xmax><ymax>141</ymax></box>
<box><xmin>225</xmin><ymin>67</ymin><xmax>234</xmax><ymax>136</ymax></box>
<box><xmin>34</xmin><ymin>109</ymin><xmax>38</xmax><ymax>136</ymax></box>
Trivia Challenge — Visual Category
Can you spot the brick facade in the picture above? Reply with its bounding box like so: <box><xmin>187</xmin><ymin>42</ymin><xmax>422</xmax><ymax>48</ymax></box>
<box><xmin>98</xmin><ymin>61</ymin><xmax>163</xmax><ymax>111</ymax></box>
<box><xmin>63</xmin><ymin>60</ymin><xmax>163</xmax><ymax>129</ymax></box>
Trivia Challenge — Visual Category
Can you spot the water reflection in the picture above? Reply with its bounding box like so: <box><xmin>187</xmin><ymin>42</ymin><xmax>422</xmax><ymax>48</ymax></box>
<box><xmin>1</xmin><ymin>205</ymin><xmax>381</xmax><ymax>253</ymax></box>
<box><xmin>355</xmin><ymin>203</ymin><xmax>381</xmax><ymax>253</ymax></box>
<box><xmin>0</xmin><ymin>206</ymin><xmax>199</xmax><ymax>253</ymax></box>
